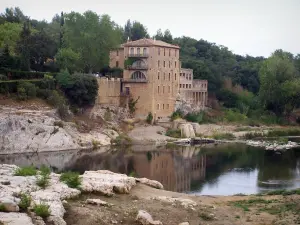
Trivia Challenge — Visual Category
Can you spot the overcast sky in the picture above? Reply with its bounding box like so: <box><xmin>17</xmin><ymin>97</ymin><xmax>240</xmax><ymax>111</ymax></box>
<box><xmin>1</xmin><ymin>0</ymin><xmax>299</xmax><ymax>57</ymax></box>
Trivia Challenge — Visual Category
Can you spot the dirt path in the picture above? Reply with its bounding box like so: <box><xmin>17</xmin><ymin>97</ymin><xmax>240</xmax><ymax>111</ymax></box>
<box><xmin>64</xmin><ymin>184</ymin><xmax>300</xmax><ymax>225</ymax></box>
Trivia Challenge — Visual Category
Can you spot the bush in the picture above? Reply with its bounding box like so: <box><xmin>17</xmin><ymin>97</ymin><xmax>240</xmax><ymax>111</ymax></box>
<box><xmin>17</xmin><ymin>87</ymin><xmax>27</xmax><ymax>100</ymax></box>
<box><xmin>185</xmin><ymin>111</ymin><xmax>204</xmax><ymax>123</ymax></box>
<box><xmin>171</xmin><ymin>110</ymin><xmax>184</xmax><ymax>121</ymax></box>
<box><xmin>39</xmin><ymin>165</ymin><xmax>51</xmax><ymax>177</ymax></box>
<box><xmin>111</xmin><ymin>134</ymin><xmax>132</xmax><ymax>146</ymax></box>
<box><xmin>165</xmin><ymin>129</ymin><xmax>181</xmax><ymax>138</ymax></box>
<box><xmin>146</xmin><ymin>112</ymin><xmax>153</xmax><ymax>124</ymax></box>
<box><xmin>17</xmin><ymin>81</ymin><xmax>36</xmax><ymax>100</ymax></box>
<box><xmin>223</xmin><ymin>109</ymin><xmax>247</xmax><ymax>122</ymax></box>
<box><xmin>60</xmin><ymin>172</ymin><xmax>81</xmax><ymax>189</ymax></box>
<box><xmin>0</xmin><ymin>67</ymin><xmax>58</xmax><ymax>80</ymax></box>
<box><xmin>0</xmin><ymin>74</ymin><xmax>8</xmax><ymax>81</ymax></box>
<box><xmin>212</xmin><ymin>132</ymin><xmax>235</xmax><ymax>140</ymax></box>
<box><xmin>46</xmin><ymin>90</ymin><xmax>70</xmax><ymax>120</ymax></box>
<box><xmin>33</xmin><ymin>203</ymin><xmax>51</xmax><ymax>218</ymax></box>
<box><xmin>14</xmin><ymin>166</ymin><xmax>37</xmax><ymax>176</ymax></box>
<box><xmin>36</xmin><ymin>175</ymin><xmax>49</xmax><ymax>189</ymax></box>
<box><xmin>92</xmin><ymin>139</ymin><xmax>100</xmax><ymax>149</ymax></box>
<box><xmin>0</xmin><ymin>204</ymin><xmax>6</xmax><ymax>212</ymax></box>
<box><xmin>18</xmin><ymin>193</ymin><xmax>31</xmax><ymax>211</ymax></box>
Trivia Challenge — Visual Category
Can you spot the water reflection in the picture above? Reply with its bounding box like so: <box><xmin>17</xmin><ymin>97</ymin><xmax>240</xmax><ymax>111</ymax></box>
<box><xmin>0</xmin><ymin>143</ymin><xmax>300</xmax><ymax>195</ymax></box>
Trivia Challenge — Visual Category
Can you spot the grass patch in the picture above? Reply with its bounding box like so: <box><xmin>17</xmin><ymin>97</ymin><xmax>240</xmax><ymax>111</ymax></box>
<box><xmin>36</xmin><ymin>175</ymin><xmax>50</xmax><ymax>189</ymax></box>
<box><xmin>111</xmin><ymin>134</ymin><xmax>132</xmax><ymax>146</ymax></box>
<box><xmin>212</xmin><ymin>132</ymin><xmax>235</xmax><ymax>140</ymax></box>
<box><xmin>33</xmin><ymin>203</ymin><xmax>51</xmax><ymax>218</ymax></box>
<box><xmin>18</xmin><ymin>193</ymin><xmax>31</xmax><ymax>211</ymax></box>
<box><xmin>165</xmin><ymin>129</ymin><xmax>181</xmax><ymax>138</ymax></box>
<box><xmin>231</xmin><ymin>198</ymin><xmax>276</xmax><ymax>212</ymax></box>
<box><xmin>14</xmin><ymin>166</ymin><xmax>37</xmax><ymax>176</ymax></box>
<box><xmin>198</xmin><ymin>212</ymin><xmax>214</xmax><ymax>221</ymax></box>
<box><xmin>60</xmin><ymin>171</ymin><xmax>81</xmax><ymax>189</ymax></box>
<box><xmin>92</xmin><ymin>139</ymin><xmax>100</xmax><ymax>150</ymax></box>
<box><xmin>264</xmin><ymin>189</ymin><xmax>300</xmax><ymax>196</ymax></box>
<box><xmin>0</xmin><ymin>204</ymin><xmax>7</xmax><ymax>212</ymax></box>
<box><xmin>260</xmin><ymin>203</ymin><xmax>299</xmax><ymax>215</ymax></box>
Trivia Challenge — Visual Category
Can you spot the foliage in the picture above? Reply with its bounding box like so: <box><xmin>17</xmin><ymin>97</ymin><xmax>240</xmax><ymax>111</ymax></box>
<box><xmin>111</xmin><ymin>134</ymin><xmax>132</xmax><ymax>146</ymax></box>
<box><xmin>92</xmin><ymin>139</ymin><xmax>100</xmax><ymax>150</ymax></box>
<box><xmin>154</xmin><ymin>29</ymin><xmax>173</xmax><ymax>43</ymax></box>
<box><xmin>170</xmin><ymin>110</ymin><xmax>184</xmax><ymax>121</ymax></box>
<box><xmin>60</xmin><ymin>171</ymin><xmax>82</xmax><ymax>189</ymax></box>
<box><xmin>17</xmin><ymin>86</ymin><xmax>27</xmax><ymax>100</ymax></box>
<box><xmin>185</xmin><ymin>111</ymin><xmax>204</xmax><ymax>123</ymax></box>
<box><xmin>55</xmin><ymin>48</ymin><xmax>80</xmax><ymax>73</ymax></box>
<box><xmin>0</xmin><ymin>68</ymin><xmax>58</xmax><ymax>80</ymax></box>
<box><xmin>212</xmin><ymin>132</ymin><xmax>235</xmax><ymax>140</ymax></box>
<box><xmin>0</xmin><ymin>204</ymin><xmax>6</xmax><ymax>212</ymax></box>
<box><xmin>128</xmin><ymin>97</ymin><xmax>139</xmax><ymax>114</ymax></box>
<box><xmin>19</xmin><ymin>193</ymin><xmax>31</xmax><ymax>210</ymax></box>
<box><xmin>36</xmin><ymin>175</ymin><xmax>49</xmax><ymax>189</ymax></box>
<box><xmin>33</xmin><ymin>203</ymin><xmax>51</xmax><ymax>218</ymax></box>
<box><xmin>123</xmin><ymin>20</ymin><xmax>149</xmax><ymax>41</ymax></box>
<box><xmin>146</xmin><ymin>112</ymin><xmax>153</xmax><ymax>124</ymax></box>
<box><xmin>39</xmin><ymin>165</ymin><xmax>51</xmax><ymax>177</ymax></box>
<box><xmin>0</xmin><ymin>22</ymin><xmax>22</xmax><ymax>55</ymax></box>
<box><xmin>199</xmin><ymin>212</ymin><xmax>214</xmax><ymax>221</ymax></box>
<box><xmin>14</xmin><ymin>166</ymin><xmax>37</xmax><ymax>176</ymax></box>
<box><xmin>165</xmin><ymin>129</ymin><xmax>181</xmax><ymax>138</ymax></box>
<box><xmin>17</xmin><ymin>81</ymin><xmax>36</xmax><ymax>99</ymax></box>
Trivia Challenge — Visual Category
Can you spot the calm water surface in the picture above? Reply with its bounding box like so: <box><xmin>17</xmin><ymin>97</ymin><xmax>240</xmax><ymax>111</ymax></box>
<box><xmin>1</xmin><ymin>143</ymin><xmax>300</xmax><ymax>196</ymax></box>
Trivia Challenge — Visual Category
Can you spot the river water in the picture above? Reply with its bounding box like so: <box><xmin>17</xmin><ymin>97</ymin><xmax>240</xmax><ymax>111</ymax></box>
<box><xmin>1</xmin><ymin>143</ymin><xmax>300</xmax><ymax>196</ymax></box>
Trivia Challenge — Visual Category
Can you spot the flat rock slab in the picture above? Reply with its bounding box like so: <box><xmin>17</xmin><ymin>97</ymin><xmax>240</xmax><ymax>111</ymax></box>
<box><xmin>86</xmin><ymin>199</ymin><xmax>112</xmax><ymax>206</ymax></box>
<box><xmin>0</xmin><ymin>212</ymin><xmax>34</xmax><ymax>225</ymax></box>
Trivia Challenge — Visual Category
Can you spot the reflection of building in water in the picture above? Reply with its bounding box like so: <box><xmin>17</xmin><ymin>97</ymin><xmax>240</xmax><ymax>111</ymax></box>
<box><xmin>133</xmin><ymin>146</ymin><xmax>206</xmax><ymax>192</ymax></box>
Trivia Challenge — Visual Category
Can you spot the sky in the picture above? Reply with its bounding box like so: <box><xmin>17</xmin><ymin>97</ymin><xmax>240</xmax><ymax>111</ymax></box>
<box><xmin>1</xmin><ymin>0</ymin><xmax>300</xmax><ymax>57</ymax></box>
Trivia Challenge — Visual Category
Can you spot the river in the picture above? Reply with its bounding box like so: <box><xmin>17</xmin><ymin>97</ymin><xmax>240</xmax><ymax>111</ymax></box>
<box><xmin>1</xmin><ymin>143</ymin><xmax>300</xmax><ymax>196</ymax></box>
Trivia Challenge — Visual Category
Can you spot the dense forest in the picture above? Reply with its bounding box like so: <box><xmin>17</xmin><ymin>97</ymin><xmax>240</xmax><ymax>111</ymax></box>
<box><xmin>1</xmin><ymin>7</ymin><xmax>300</xmax><ymax>123</ymax></box>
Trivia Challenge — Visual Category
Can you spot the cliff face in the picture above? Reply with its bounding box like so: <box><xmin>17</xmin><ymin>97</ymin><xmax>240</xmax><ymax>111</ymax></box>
<box><xmin>0</xmin><ymin>105</ymin><xmax>114</xmax><ymax>154</ymax></box>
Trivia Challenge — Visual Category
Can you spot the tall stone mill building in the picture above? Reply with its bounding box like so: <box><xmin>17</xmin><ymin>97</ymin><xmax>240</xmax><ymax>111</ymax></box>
<box><xmin>97</xmin><ymin>38</ymin><xmax>208</xmax><ymax>120</ymax></box>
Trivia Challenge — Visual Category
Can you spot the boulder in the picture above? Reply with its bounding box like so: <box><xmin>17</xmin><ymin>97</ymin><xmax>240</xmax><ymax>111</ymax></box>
<box><xmin>190</xmin><ymin>123</ymin><xmax>201</xmax><ymax>135</ymax></box>
<box><xmin>81</xmin><ymin>170</ymin><xmax>136</xmax><ymax>196</ymax></box>
<box><xmin>136</xmin><ymin>178</ymin><xmax>163</xmax><ymax>189</ymax></box>
<box><xmin>178</xmin><ymin>123</ymin><xmax>195</xmax><ymax>138</ymax></box>
<box><xmin>178</xmin><ymin>223</ymin><xmax>189</xmax><ymax>225</ymax></box>
<box><xmin>0</xmin><ymin>212</ymin><xmax>34</xmax><ymax>225</ymax></box>
<box><xmin>47</xmin><ymin>216</ymin><xmax>66</xmax><ymax>225</ymax></box>
<box><xmin>136</xmin><ymin>210</ymin><xmax>162</xmax><ymax>225</ymax></box>
<box><xmin>0</xmin><ymin>198</ymin><xmax>19</xmax><ymax>212</ymax></box>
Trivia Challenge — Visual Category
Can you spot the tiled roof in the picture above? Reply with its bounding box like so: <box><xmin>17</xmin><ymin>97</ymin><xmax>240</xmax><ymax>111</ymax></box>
<box><xmin>123</xmin><ymin>38</ymin><xmax>180</xmax><ymax>49</ymax></box>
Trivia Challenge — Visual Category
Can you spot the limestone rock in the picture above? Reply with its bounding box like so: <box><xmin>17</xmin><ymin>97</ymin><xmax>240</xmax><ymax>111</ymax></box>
<box><xmin>178</xmin><ymin>223</ymin><xmax>189</xmax><ymax>225</ymax></box>
<box><xmin>0</xmin><ymin>212</ymin><xmax>34</xmax><ymax>225</ymax></box>
<box><xmin>81</xmin><ymin>170</ymin><xmax>136</xmax><ymax>195</ymax></box>
<box><xmin>178</xmin><ymin>123</ymin><xmax>195</xmax><ymax>138</ymax></box>
<box><xmin>102</xmin><ymin>129</ymin><xmax>119</xmax><ymax>139</ymax></box>
<box><xmin>136</xmin><ymin>178</ymin><xmax>163</xmax><ymax>189</ymax></box>
<box><xmin>86</xmin><ymin>199</ymin><xmax>111</xmax><ymax>206</ymax></box>
<box><xmin>47</xmin><ymin>216</ymin><xmax>66</xmax><ymax>225</ymax></box>
<box><xmin>152</xmin><ymin>196</ymin><xmax>197</xmax><ymax>209</ymax></box>
<box><xmin>190</xmin><ymin>123</ymin><xmax>201</xmax><ymax>135</ymax></box>
<box><xmin>0</xmin><ymin>198</ymin><xmax>19</xmax><ymax>212</ymax></box>
<box><xmin>136</xmin><ymin>210</ymin><xmax>162</xmax><ymax>225</ymax></box>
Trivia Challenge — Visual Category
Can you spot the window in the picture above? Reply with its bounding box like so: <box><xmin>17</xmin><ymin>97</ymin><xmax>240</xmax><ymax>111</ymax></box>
<box><xmin>167</xmin><ymin>104</ymin><xmax>169</xmax><ymax>109</ymax></box>
<box><xmin>169</xmin><ymin>73</ymin><xmax>170</xmax><ymax>81</ymax></box>
<box><xmin>158</xmin><ymin>86</ymin><xmax>160</xmax><ymax>93</ymax></box>
<box><xmin>157</xmin><ymin>104</ymin><xmax>159</xmax><ymax>110</ymax></box>
<box><xmin>169</xmin><ymin>49</ymin><xmax>171</xmax><ymax>56</ymax></box>
<box><xmin>116</xmin><ymin>61</ymin><xmax>119</xmax><ymax>67</ymax></box>
<box><xmin>130</xmin><ymin>47</ymin><xmax>134</xmax><ymax>54</ymax></box>
<box><xmin>168</xmin><ymin>86</ymin><xmax>170</xmax><ymax>93</ymax></box>
<box><xmin>164</xmin><ymin>48</ymin><xmax>165</xmax><ymax>56</ymax></box>
<box><xmin>163</xmin><ymin>61</ymin><xmax>165</xmax><ymax>67</ymax></box>
<box><xmin>186</xmin><ymin>84</ymin><xmax>188</xmax><ymax>88</ymax></box>
<box><xmin>164</xmin><ymin>73</ymin><xmax>165</xmax><ymax>80</ymax></box>
<box><xmin>169</xmin><ymin>61</ymin><xmax>170</xmax><ymax>68</ymax></box>
<box><xmin>180</xmin><ymin>84</ymin><xmax>182</xmax><ymax>88</ymax></box>
<box><xmin>131</xmin><ymin>71</ymin><xmax>146</xmax><ymax>80</ymax></box>
<box><xmin>116</xmin><ymin>50</ymin><xmax>119</xmax><ymax>56</ymax></box>
<box><xmin>158</xmin><ymin>72</ymin><xmax>160</xmax><ymax>80</ymax></box>
<box><xmin>143</xmin><ymin>48</ymin><xmax>147</xmax><ymax>55</ymax></box>
<box><xmin>175</xmin><ymin>61</ymin><xmax>177</xmax><ymax>68</ymax></box>
<box><xmin>175</xmin><ymin>73</ymin><xmax>176</xmax><ymax>80</ymax></box>
<box><xmin>158</xmin><ymin>60</ymin><xmax>160</xmax><ymax>67</ymax></box>
<box><xmin>125</xmin><ymin>87</ymin><xmax>130</xmax><ymax>95</ymax></box>
<box><xmin>163</xmin><ymin>86</ymin><xmax>165</xmax><ymax>93</ymax></box>
<box><xmin>163</xmin><ymin>104</ymin><xmax>165</xmax><ymax>110</ymax></box>
<box><xmin>158</xmin><ymin>48</ymin><xmax>160</xmax><ymax>55</ymax></box>
<box><xmin>137</xmin><ymin>48</ymin><xmax>140</xmax><ymax>55</ymax></box>
<box><xmin>189</xmin><ymin>84</ymin><xmax>192</xmax><ymax>88</ymax></box>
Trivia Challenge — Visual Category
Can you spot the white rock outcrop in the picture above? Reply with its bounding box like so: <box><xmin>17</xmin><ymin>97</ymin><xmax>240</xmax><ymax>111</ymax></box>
<box><xmin>178</xmin><ymin>123</ymin><xmax>195</xmax><ymax>138</ymax></box>
<box><xmin>0</xmin><ymin>212</ymin><xmax>34</xmax><ymax>225</ymax></box>
<box><xmin>136</xmin><ymin>178</ymin><xmax>163</xmax><ymax>189</ymax></box>
<box><xmin>136</xmin><ymin>210</ymin><xmax>163</xmax><ymax>225</ymax></box>
<box><xmin>151</xmin><ymin>196</ymin><xmax>197</xmax><ymax>209</ymax></box>
<box><xmin>86</xmin><ymin>199</ymin><xmax>112</xmax><ymax>206</ymax></box>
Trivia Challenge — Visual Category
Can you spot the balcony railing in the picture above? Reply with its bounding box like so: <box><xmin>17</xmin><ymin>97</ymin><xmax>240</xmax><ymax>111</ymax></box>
<box><xmin>126</xmin><ymin>65</ymin><xmax>148</xmax><ymax>70</ymax></box>
<box><xmin>128</xmin><ymin>53</ymin><xmax>149</xmax><ymax>58</ymax></box>
<box><xmin>122</xmin><ymin>79</ymin><xmax>148</xmax><ymax>83</ymax></box>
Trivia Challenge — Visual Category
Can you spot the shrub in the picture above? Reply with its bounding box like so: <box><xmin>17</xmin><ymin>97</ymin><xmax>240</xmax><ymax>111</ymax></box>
<box><xmin>18</xmin><ymin>81</ymin><xmax>36</xmax><ymax>99</ymax></box>
<box><xmin>33</xmin><ymin>203</ymin><xmax>51</xmax><ymax>218</ymax></box>
<box><xmin>0</xmin><ymin>204</ymin><xmax>6</xmax><ymax>212</ymax></box>
<box><xmin>18</xmin><ymin>193</ymin><xmax>31</xmax><ymax>211</ymax></box>
<box><xmin>0</xmin><ymin>74</ymin><xmax>8</xmax><ymax>81</ymax></box>
<box><xmin>111</xmin><ymin>134</ymin><xmax>132</xmax><ymax>146</ymax></box>
<box><xmin>36</xmin><ymin>88</ymin><xmax>51</xmax><ymax>99</ymax></box>
<box><xmin>17</xmin><ymin>87</ymin><xmax>27</xmax><ymax>100</ymax></box>
<box><xmin>14</xmin><ymin>166</ymin><xmax>37</xmax><ymax>176</ymax></box>
<box><xmin>92</xmin><ymin>139</ymin><xmax>100</xmax><ymax>150</ymax></box>
<box><xmin>185</xmin><ymin>111</ymin><xmax>203</xmax><ymax>123</ymax></box>
<box><xmin>36</xmin><ymin>175</ymin><xmax>49</xmax><ymax>189</ymax></box>
<box><xmin>165</xmin><ymin>129</ymin><xmax>181</xmax><ymax>138</ymax></box>
<box><xmin>146</xmin><ymin>112</ymin><xmax>153</xmax><ymax>124</ymax></box>
<box><xmin>39</xmin><ymin>165</ymin><xmax>51</xmax><ymax>177</ymax></box>
<box><xmin>171</xmin><ymin>110</ymin><xmax>184</xmax><ymax>121</ymax></box>
<box><xmin>60</xmin><ymin>172</ymin><xmax>81</xmax><ymax>189</ymax></box>
<box><xmin>223</xmin><ymin>109</ymin><xmax>247</xmax><ymax>122</ymax></box>
<box><xmin>212</xmin><ymin>132</ymin><xmax>235</xmax><ymax>140</ymax></box>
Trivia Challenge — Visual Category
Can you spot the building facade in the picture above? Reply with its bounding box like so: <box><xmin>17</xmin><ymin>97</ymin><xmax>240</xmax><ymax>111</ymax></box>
<box><xmin>98</xmin><ymin>38</ymin><xmax>208</xmax><ymax>119</ymax></box>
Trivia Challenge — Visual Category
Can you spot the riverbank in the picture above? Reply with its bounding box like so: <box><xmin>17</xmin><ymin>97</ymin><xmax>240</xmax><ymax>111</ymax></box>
<box><xmin>1</xmin><ymin>164</ymin><xmax>300</xmax><ymax>225</ymax></box>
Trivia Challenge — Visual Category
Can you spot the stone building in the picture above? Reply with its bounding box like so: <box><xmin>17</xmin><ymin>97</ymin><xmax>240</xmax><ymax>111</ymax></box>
<box><xmin>98</xmin><ymin>38</ymin><xmax>208</xmax><ymax>119</ymax></box>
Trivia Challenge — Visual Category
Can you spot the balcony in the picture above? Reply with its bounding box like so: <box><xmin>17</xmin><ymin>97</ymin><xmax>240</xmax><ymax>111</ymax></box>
<box><xmin>126</xmin><ymin>65</ymin><xmax>148</xmax><ymax>70</ymax></box>
<box><xmin>122</xmin><ymin>79</ymin><xmax>148</xmax><ymax>83</ymax></box>
<box><xmin>128</xmin><ymin>53</ymin><xmax>149</xmax><ymax>58</ymax></box>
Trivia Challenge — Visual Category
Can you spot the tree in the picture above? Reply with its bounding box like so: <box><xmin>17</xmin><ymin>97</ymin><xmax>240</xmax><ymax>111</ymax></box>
<box><xmin>55</xmin><ymin>48</ymin><xmax>80</xmax><ymax>73</ymax></box>
<box><xmin>0</xmin><ymin>22</ymin><xmax>22</xmax><ymax>55</ymax></box>
<box><xmin>0</xmin><ymin>45</ymin><xmax>16</xmax><ymax>68</ymax></box>
<box><xmin>63</xmin><ymin>11</ymin><xmax>122</xmax><ymax>72</ymax></box>
<box><xmin>17</xmin><ymin>21</ymin><xmax>31</xmax><ymax>71</ymax></box>
<box><xmin>130</xmin><ymin>21</ymin><xmax>149</xmax><ymax>41</ymax></box>
<box><xmin>0</xmin><ymin>7</ymin><xmax>27</xmax><ymax>24</ymax></box>
<box><xmin>259</xmin><ymin>51</ymin><xmax>298</xmax><ymax>115</ymax></box>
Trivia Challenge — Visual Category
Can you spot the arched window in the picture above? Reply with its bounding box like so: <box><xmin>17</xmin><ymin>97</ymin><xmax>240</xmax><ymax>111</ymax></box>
<box><xmin>130</xmin><ymin>48</ymin><xmax>134</xmax><ymax>54</ymax></box>
<box><xmin>131</xmin><ymin>71</ymin><xmax>146</xmax><ymax>80</ymax></box>
<box><xmin>137</xmin><ymin>48</ymin><xmax>140</xmax><ymax>55</ymax></box>
<box><xmin>143</xmin><ymin>48</ymin><xmax>147</xmax><ymax>55</ymax></box>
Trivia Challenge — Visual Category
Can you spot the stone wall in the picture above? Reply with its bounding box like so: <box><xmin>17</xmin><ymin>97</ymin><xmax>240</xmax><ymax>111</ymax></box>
<box><xmin>96</xmin><ymin>78</ymin><xmax>121</xmax><ymax>106</ymax></box>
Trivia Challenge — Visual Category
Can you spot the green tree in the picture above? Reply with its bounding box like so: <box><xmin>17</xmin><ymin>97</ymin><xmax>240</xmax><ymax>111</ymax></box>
<box><xmin>259</xmin><ymin>51</ymin><xmax>298</xmax><ymax>115</ymax></box>
<box><xmin>17</xmin><ymin>21</ymin><xmax>31</xmax><ymax>71</ymax></box>
<box><xmin>63</xmin><ymin>11</ymin><xmax>122</xmax><ymax>72</ymax></box>
<box><xmin>0</xmin><ymin>22</ymin><xmax>22</xmax><ymax>55</ymax></box>
<box><xmin>55</xmin><ymin>48</ymin><xmax>80</xmax><ymax>73</ymax></box>
<box><xmin>0</xmin><ymin>7</ymin><xmax>27</xmax><ymax>24</ymax></box>
<box><xmin>130</xmin><ymin>21</ymin><xmax>149</xmax><ymax>41</ymax></box>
